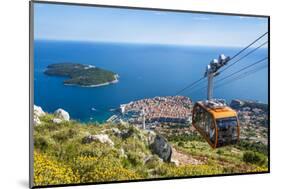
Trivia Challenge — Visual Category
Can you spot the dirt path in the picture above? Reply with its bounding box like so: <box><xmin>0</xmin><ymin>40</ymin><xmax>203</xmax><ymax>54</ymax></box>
<box><xmin>171</xmin><ymin>147</ymin><xmax>203</xmax><ymax>166</ymax></box>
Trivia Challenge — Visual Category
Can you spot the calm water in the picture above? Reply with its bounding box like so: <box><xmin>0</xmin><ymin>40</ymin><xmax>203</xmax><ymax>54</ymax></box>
<box><xmin>34</xmin><ymin>40</ymin><xmax>268</xmax><ymax>122</ymax></box>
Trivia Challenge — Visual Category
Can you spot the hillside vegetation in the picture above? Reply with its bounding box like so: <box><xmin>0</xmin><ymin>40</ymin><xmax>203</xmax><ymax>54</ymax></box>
<box><xmin>44</xmin><ymin>63</ymin><xmax>117</xmax><ymax>86</ymax></box>
<box><xmin>33</xmin><ymin>113</ymin><xmax>268</xmax><ymax>186</ymax></box>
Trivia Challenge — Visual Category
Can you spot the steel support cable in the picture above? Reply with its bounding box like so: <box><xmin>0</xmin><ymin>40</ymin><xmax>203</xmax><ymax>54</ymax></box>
<box><xmin>219</xmin><ymin>41</ymin><xmax>268</xmax><ymax>74</ymax></box>
<box><xmin>215</xmin><ymin>65</ymin><xmax>268</xmax><ymax>89</ymax></box>
<box><xmin>175</xmin><ymin>76</ymin><xmax>205</xmax><ymax>95</ymax></box>
<box><xmin>215</xmin><ymin>57</ymin><xmax>268</xmax><ymax>84</ymax></box>
<box><xmin>228</xmin><ymin>32</ymin><xmax>268</xmax><ymax>61</ymax></box>
<box><xmin>219</xmin><ymin>64</ymin><xmax>268</xmax><ymax>87</ymax></box>
<box><xmin>186</xmin><ymin>57</ymin><xmax>268</xmax><ymax>95</ymax></box>
<box><xmin>174</xmin><ymin>32</ymin><xmax>268</xmax><ymax>96</ymax></box>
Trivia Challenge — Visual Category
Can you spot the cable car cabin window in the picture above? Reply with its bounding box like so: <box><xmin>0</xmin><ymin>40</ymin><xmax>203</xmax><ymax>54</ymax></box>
<box><xmin>216</xmin><ymin>117</ymin><xmax>238</xmax><ymax>147</ymax></box>
<box><xmin>193</xmin><ymin>105</ymin><xmax>216</xmax><ymax>144</ymax></box>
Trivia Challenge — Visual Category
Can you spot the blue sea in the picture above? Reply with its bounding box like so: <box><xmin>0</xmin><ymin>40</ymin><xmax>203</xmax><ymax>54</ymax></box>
<box><xmin>34</xmin><ymin>40</ymin><xmax>268</xmax><ymax>122</ymax></box>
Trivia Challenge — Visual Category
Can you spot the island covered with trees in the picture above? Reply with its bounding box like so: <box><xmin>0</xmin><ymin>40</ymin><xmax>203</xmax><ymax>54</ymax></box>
<box><xmin>44</xmin><ymin>63</ymin><xmax>118</xmax><ymax>87</ymax></box>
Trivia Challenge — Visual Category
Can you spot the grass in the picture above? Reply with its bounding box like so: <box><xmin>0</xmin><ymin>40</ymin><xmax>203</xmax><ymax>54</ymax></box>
<box><xmin>33</xmin><ymin>113</ymin><xmax>268</xmax><ymax>186</ymax></box>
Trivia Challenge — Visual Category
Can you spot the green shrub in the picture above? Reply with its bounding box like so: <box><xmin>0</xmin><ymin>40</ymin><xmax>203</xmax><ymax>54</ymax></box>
<box><xmin>155</xmin><ymin>163</ymin><xmax>223</xmax><ymax>177</ymax></box>
<box><xmin>34</xmin><ymin>136</ymin><xmax>52</xmax><ymax>151</ymax></box>
<box><xmin>52</xmin><ymin>131</ymin><xmax>69</xmax><ymax>142</ymax></box>
<box><xmin>52</xmin><ymin>129</ymin><xmax>78</xmax><ymax>143</ymax></box>
<box><xmin>123</xmin><ymin>137</ymin><xmax>148</xmax><ymax>154</ymax></box>
<box><xmin>80</xmin><ymin>148</ymin><xmax>102</xmax><ymax>157</ymax></box>
<box><xmin>145</xmin><ymin>155</ymin><xmax>162</xmax><ymax>169</ymax></box>
<box><xmin>243</xmin><ymin>151</ymin><xmax>267</xmax><ymax>166</ymax></box>
<box><xmin>217</xmin><ymin>149</ymin><xmax>224</xmax><ymax>155</ymax></box>
<box><xmin>236</xmin><ymin>140</ymin><xmax>268</xmax><ymax>155</ymax></box>
<box><xmin>168</xmin><ymin>133</ymin><xmax>203</xmax><ymax>142</ymax></box>
<box><xmin>72</xmin><ymin>156</ymin><xmax>140</xmax><ymax>182</ymax></box>
<box><xmin>178</xmin><ymin>141</ymin><xmax>184</xmax><ymax>147</ymax></box>
<box><xmin>127</xmin><ymin>152</ymin><xmax>144</xmax><ymax>167</ymax></box>
<box><xmin>39</xmin><ymin>114</ymin><xmax>54</xmax><ymax>123</ymax></box>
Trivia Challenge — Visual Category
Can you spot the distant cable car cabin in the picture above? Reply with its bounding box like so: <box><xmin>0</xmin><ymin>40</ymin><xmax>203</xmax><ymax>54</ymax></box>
<box><xmin>192</xmin><ymin>99</ymin><xmax>240</xmax><ymax>148</ymax></box>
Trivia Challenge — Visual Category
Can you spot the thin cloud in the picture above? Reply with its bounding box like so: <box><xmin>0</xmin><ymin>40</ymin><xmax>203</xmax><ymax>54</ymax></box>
<box><xmin>193</xmin><ymin>17</ymin><xmax>210</xmax><ymax>21</ymax></box>
<box><xmin>239</xmin><ymin>16</ymin><xmax>250</xmax><ymax>19</ymax></box>
<box><xmin>152</xmin><ymin>11</ymin><xmax>166</xmax><ymax>16</ymax></box>
<box><xmin>239</xmin><ymin>16</ymin><xmax>267</xmax><ymax>22</ymax></box>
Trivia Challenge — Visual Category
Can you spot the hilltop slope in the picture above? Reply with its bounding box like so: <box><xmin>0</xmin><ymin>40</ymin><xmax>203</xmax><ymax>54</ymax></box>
<box><xmin>33</xmin><ymin>107</ymin><xmax>268</xmax><ymax>186</ymax></box>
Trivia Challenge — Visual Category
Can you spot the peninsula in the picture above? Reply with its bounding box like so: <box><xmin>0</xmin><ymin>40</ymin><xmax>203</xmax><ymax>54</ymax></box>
<box><xmin>44</xmin><ymin>63</ymin><xmax>118</xmax><ymax>87</ymax></box>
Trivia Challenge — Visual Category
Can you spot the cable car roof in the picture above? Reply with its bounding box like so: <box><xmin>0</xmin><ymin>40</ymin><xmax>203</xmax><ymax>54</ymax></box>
<box><xmin>196</xmin><ymin>101</ymin><xmax>237</xmax><ymax>119</ymax></box>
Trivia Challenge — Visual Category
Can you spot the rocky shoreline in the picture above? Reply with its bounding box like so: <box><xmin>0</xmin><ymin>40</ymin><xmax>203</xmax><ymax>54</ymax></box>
<box><xmin>64</xmin><ymin>74</ymin><xmax>119</xmax><ymax>88</ymax></box>
<box><xmin>44</xmin><ymin>63</ymin><xmax>118</xmax><ymax>87</ymax></box>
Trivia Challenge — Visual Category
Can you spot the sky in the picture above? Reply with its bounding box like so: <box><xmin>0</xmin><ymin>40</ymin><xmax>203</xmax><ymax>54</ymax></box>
<box><xmin>34</xmin><ymin>3</ymin><xmax>268</xmax><ymax>47</ymax></box>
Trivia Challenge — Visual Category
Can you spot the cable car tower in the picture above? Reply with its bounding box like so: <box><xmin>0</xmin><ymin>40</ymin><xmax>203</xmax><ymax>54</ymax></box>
<box><xmin>192</xmin><ymin>54</ymin><xmax>240</xmax><ymax>148</ymax></box>
<box><xmin>205</xmin><ymin>54</ymin><xmax>230</xmax><ymax>100</ymax></box>
<box><xmin>141</xmin><ymin>109</ymin><xmax>146</xmax><ymax>130</ymax></box>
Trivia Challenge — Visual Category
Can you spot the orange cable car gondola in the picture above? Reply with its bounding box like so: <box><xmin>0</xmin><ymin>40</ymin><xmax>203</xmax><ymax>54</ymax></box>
<box><xmin>191</xmin><ymin>54</ymin><xmax>240</xmax><ymax>148</ymax></box>
<box><xmin>192</xmin><ymin>100</ymin><xmax>240</xmax><ymax>148</ymax></box>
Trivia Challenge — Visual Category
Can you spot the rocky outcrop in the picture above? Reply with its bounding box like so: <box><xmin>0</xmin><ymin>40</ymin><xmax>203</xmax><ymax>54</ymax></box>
<box><xmin>54</xmin><ymin>108</ymin><xmax>70</xmax><ymax>121</ymax></box>
<box><xmin>147</xmin><ymin>131</ymin><xmax>156</xmax><ymax>144</ymax></box>
<box><xmin>34</xmin><ymin>105</ymin><xmax>45</xmax><ymax>117</ymax></box>
<box><xmin>150</xmin><ymin>135</ymin><xmax>172</xmax><ymax>162</ymax></box>
<box><xmin>34</xmin><ymin>116</ymin><xmax>42</xmax><ymax>126</ymax></box>
<box><xmin>170</xmin><ymin>147</ymin><xmax>202</xmax><ymax>166</ymax></box>
<box><xmin>52</xmin><ymin>118</ymin><xmax>63</xmax><ymax>124</ymax></box>
<box><xmin>120</xmin><ymin>129</ymin><xmax>134</xmax><ymax>139</ymax></box>
<box><xmin>170</xmin><ymin>159</ymin><xmax>180</xmax><ymax>166</ymax></box>
<box><xmin>34</xmin><ymin>105</ymin><xmax>45</xmax><ymax>126</ymax></box>
<box><xmin>230</xmin><ymin>99</ymin><xmax>268</xmax><ymax>112</ymax></box>
<box><xmin>111</xmin><ymin>128</ymin><xmax>121</xmax><ymax>136</ymax></box>
<box><xmin>108</xmin><ymin>127</ymin><xmax>135</xmax><ymax>139</ymax></box>
<box><xmin>119</xmin><ymin>148</ymin><xmax>126</xmax><ymax>158</ymax></box>
<box><xmin>82</xmin><ymin>134</ymin><xmax>114</xmax><ymax>147</ymax></box>
<box><xmin>33</xmin><ymin>106</ymin><xmax>71</xmax><ymax>126</ymax></box>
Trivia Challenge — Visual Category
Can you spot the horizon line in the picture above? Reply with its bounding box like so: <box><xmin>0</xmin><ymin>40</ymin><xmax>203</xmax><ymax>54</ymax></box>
<box><xmin>34</xmin><ymin>38</ymin><xmax>269</xmax><ymax>49</ymax></box>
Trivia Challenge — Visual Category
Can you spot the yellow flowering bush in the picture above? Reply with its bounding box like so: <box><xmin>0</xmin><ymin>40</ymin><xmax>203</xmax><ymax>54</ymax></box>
<box><xmin>73</xmin><ymin>156</ymin><xmax>140</xmax><ymax>182</ymax></box>
<box><xmin>156</xmin><ymin>164</ymin><xmax>223</xmax><ymax>177</ymax></box>
<box><xmin>34</xmin><ymin>152</ymin><xmax>78</xmax><ymax>186</ymax></box>
<box><xmin>250</xmin><ymin>166</ymin><xmax>268</xmax><ymax>173</ymax></box>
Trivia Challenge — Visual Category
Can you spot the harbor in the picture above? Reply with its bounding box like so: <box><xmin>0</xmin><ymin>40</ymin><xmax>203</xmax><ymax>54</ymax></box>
<box><xmin>107</xmin><ymin>96</ymin><xmax>193</xmax><ymax>128</ymax></box>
